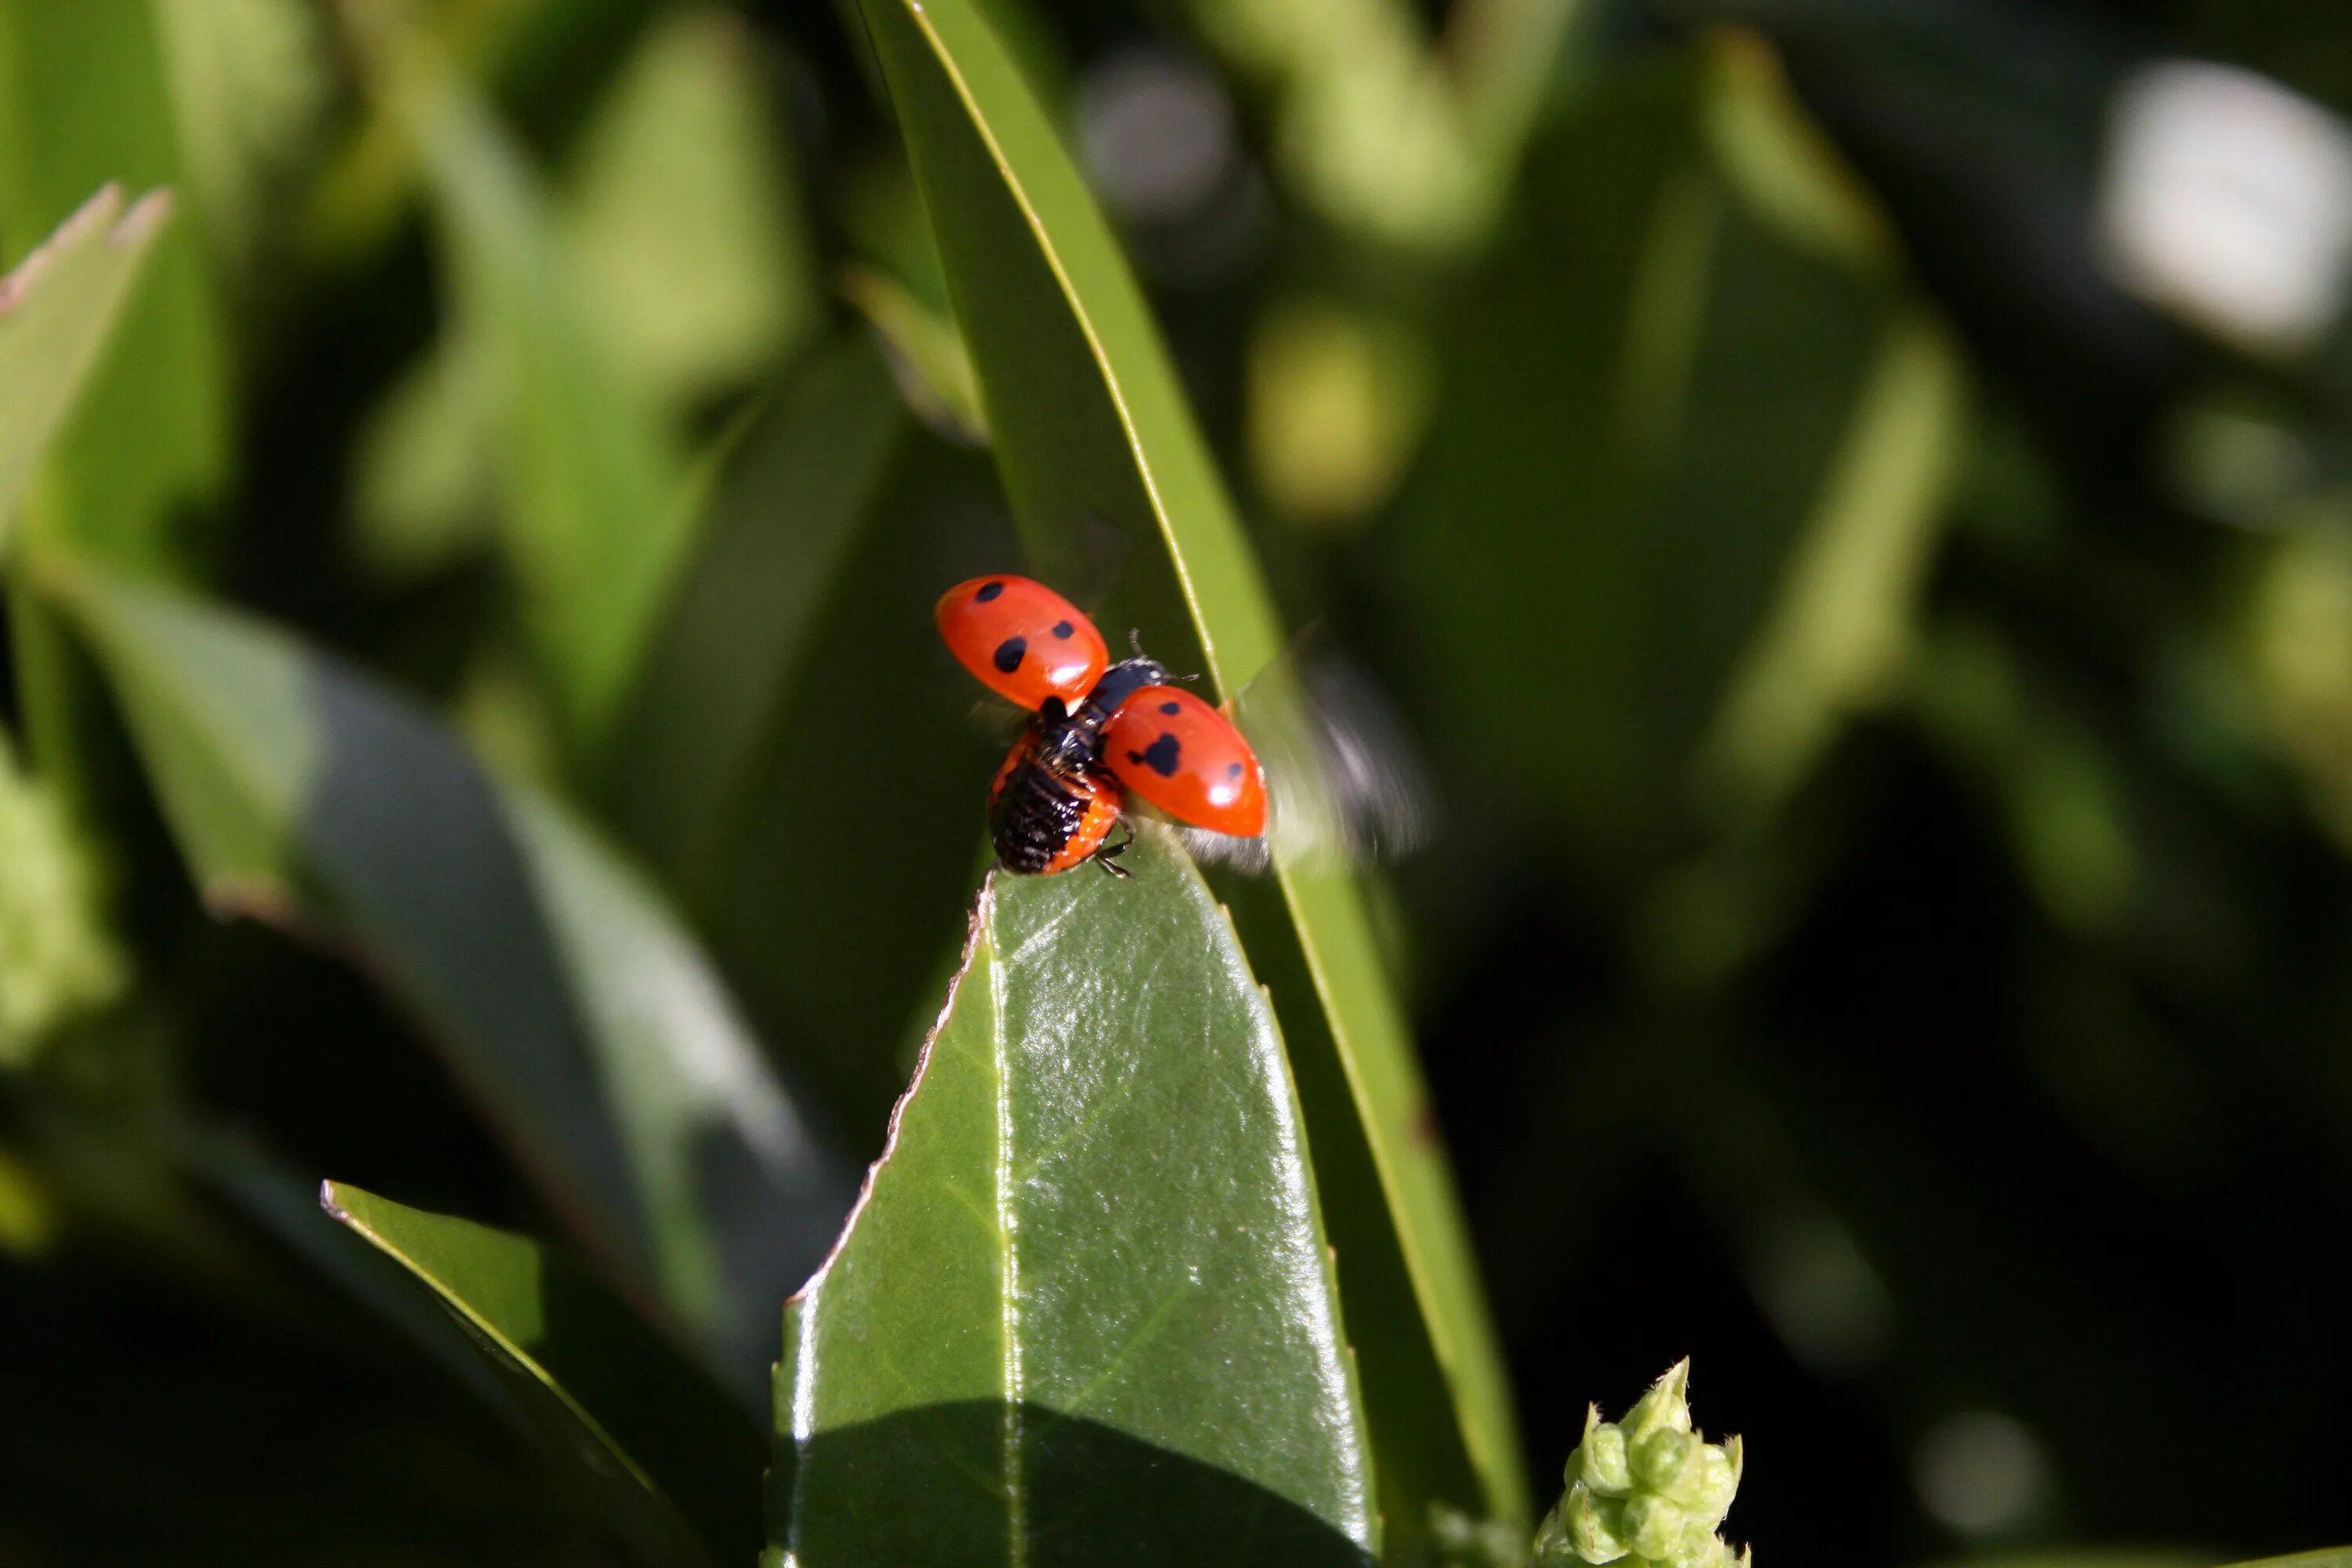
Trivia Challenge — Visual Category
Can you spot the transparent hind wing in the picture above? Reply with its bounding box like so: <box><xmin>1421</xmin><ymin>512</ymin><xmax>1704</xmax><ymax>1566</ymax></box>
<box><xmin>1171</xmin><ymin>639</ymin><xmax>1436</xmax><ymax>877</ymax></box>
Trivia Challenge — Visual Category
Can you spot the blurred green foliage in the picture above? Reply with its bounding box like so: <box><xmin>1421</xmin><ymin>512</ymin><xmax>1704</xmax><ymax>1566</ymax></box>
<box><xmin>5</xmin><ymin>0</ymin><xmax>2352</xmax><ymax>1564</ymax></box>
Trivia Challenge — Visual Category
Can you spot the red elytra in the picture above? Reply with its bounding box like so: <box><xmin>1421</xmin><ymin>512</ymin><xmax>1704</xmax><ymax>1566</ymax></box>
<box><xmin>1102</xmin><ymin>684</ymin><xmax>1268</xmax><ymax>840</ymax></box>
<box><xmin>935</xmin><ymin>575</ymin><xmax>1108</xmax><ymax>712</ymax></box>
<box><xmin>940</xmin><ymin>574</ymin><xmax>1269</xmax><ymax>874</ymax></box>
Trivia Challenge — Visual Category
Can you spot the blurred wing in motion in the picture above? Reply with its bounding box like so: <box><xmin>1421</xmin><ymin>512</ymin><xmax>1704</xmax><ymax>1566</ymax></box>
<box><xmin>1165</xmin><ymin>636</ymin><xmax>1436</xmax><ymax>876</ymax></box>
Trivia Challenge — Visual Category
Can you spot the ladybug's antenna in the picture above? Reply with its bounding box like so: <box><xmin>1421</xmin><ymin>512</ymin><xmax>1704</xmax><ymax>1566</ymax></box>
<box><xmin>1128</xmin><ymin>627</ymin><xmax>1145</xmax><ymax>658</ymax></box>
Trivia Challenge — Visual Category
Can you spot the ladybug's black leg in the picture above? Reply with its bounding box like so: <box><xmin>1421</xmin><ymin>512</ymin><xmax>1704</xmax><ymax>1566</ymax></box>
<box><xmin>1094</xmin><ymin>819</ymin><xmax>1135</xmax><ymax>878</ymax></box>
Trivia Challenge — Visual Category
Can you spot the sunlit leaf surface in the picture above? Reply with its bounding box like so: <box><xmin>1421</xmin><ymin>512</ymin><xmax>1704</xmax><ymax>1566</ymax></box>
<box><xmin>773</xmin><ymin>826</ymin><xmax>1375</xmax><ymax>1565</ymax></box>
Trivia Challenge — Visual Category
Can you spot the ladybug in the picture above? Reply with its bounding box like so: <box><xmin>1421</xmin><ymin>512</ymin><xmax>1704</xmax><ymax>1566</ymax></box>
<box><xmin>937</xmin><ymin>575</ymin><xmax>1268</xmax><ymax>877</ymax></box>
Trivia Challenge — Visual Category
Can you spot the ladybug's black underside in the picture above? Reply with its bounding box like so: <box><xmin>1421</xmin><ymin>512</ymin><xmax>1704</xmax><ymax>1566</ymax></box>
<box><xmin>990</xmin><ymin>656</ymin><xmax>1166</xmax><ymax>874</ymax></box>
<box><xmin>990</xmin><ymin>752</ymin><xmax>1103</xmax><ymax>873</ymax></box>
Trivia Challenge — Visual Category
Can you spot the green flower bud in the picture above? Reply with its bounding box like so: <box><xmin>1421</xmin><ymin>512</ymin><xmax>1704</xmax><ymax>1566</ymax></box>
<box><xmin>1532</xmin><ymin>1508</ymin><xmax>1577</xmax><ymax>1566</ymax></box>
<box><xmin>1632</xmin><ymin>1428</ymin><xmax>1700</xmax><ymax>1498</ymax></box>
<box><xmin>1573</xmin><ymin>1407</ymin><xmax>1633</xmax><ymax>1497</ymax></box>
<box><xmin>1692</xmin><ymin>1436</ymin><xmax>1742</xmax><ymax>1521</ymax></box>
<box><xmin>1565</xmin><ymin>1488</ymin><xmax>1629</xmax><ymax>1563</ymax></box>
<box><xmin>1667</xmin><ymin>1533</ymin><xmax>1728</xmax><ymax>1568</ymax></box>
<box><xmin>1674</xmin><ymin>1509</ymin><xmax>1730</xmax><ymax>1563</ymax></box>
<box><xmin>1622</xmin><ymin>1495</ymin><xmax>1686</xmax><ymax>1559</ymax></box>
<box><xmin>1529</xmin><ymin>1361</ymin><xmax>1749</xmax><ymax>1567</ymax></box>
<box><xmin>1624</xmin><ymin>1360</ymin><xmax>1695</xmax><ymax>1443</ymax></box>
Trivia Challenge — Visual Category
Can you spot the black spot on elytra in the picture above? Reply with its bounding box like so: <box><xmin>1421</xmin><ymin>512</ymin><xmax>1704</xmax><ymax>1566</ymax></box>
<box><xmin>1052</xmin><ymin>620</ymin><xmax>1075</xmax><ymax>639</ymax></box>
<box><xmin>993</xmin><ymin>636</ymin><xmax>1026</xmax><ymax>673</ymax></box>
<box><xmin>1129</xmin><ymin>733</ymin><xmax>1181</xmax><ymax>778</ymax></box>
<box><xmin>975</xmin><ymin>581</ymin><xmax>1005</xmax><ymax>602</ymax></box>
<box><xmin>1227</xmin><ymin>763</ymin><xmax>1243</xmax><ymax>779</ymax></box>
<box><xmin>1160</xmin><ymin>700</ymin><xmax>1182</xmax><ymax>714</ymax></box>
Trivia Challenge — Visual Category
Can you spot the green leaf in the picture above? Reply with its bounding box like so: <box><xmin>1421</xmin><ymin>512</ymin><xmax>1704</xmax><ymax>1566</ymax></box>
<box><xmin>2212</xmin><ymin>1554</ymin><xmax>2352</xmax><ymax>1568</ymax></box>
<box><xmin>0</xmin><ymin>728</ymin><xmax>126</xmax><ymax>1064</ymax></box>
<box><xmin>150</xmin><ymin>0</ymin><xmax>330</xmax><ymax>268</ymax></box>
<box><xmin>323</xmin><ymin>1180</ymin><xmax>764</xmax><ymax>1568</ymax></box>
<box><xmin>772</xmin><ymin>826</ymin><xmax>1375</xmax><ymax>1564</ymax></box>
<box><xmin>561</xmin><ymin>7</ymin><xmax>818</xmax><ymax>411</ymax></box>
<box><xmin>0</xmin><ymin>185</ymin><xmax>172</xmax><ymax>547</ymax></box>
<box><xmin>855</xmin><ymin>0</ymin><xmax>1526</xmax><ymax>1537</ymax></box>
<box><xmin>604</xmin><ymin>336</ymin><xmax>909</xmax><ymax>887</ymax></box>
<box><xmin>839</xmin><ymin>258</ymin><xmax>989</xmax><ymax>444</ymax></box>
<box><xmin>397</xmin><ymin>53</ymin><xmax>695</xmax><ymax>749</ymax></box>
<box><xmin>1392</xmin><ymin>50</ymin><xmax>1957</xmax><ymax>882</ymax></box>
<box><xmin>604</xmin><ymin>332</ymin><xmax>1024</xmax><ymax>1133</ymax></box>
<box><xmin>183</xmin><ymin>1128</ymin><xmax>510</xmax><ymax>1414</ymax></box>
<box><xmin>1189</xmin><ymin>0</ymin><xmax>1485</xmax><ymax>253</ymax></box>
<box><xmin>1690</xmin><ymin>306</ymin><xmax>1965</xmax><ymax>825</ymax></box>
<box><xmin>350</xmin><ymin>328</ymin><xmax>498</xmax><ymax>581</ymax></box>
<box><xmin>34</xmin><ymin>558</ymin><xmax>849</xmax><ymax>1388</ymax></box>
<box><xmin>0</xmin><ymin>0</ymin><xmax>230</xmax><ymax>576</ymax></box>
<box><xmin>2</xmin><ymin>0</ymin><xmax>233</xmax><ymax>873</ymax></box>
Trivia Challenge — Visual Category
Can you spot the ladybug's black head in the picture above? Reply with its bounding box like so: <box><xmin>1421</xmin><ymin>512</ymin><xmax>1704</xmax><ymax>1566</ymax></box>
<box><xmin>1083</xmin><ymin>656</ymin><xmax>1170</xmax><ymax>720</ymax></box>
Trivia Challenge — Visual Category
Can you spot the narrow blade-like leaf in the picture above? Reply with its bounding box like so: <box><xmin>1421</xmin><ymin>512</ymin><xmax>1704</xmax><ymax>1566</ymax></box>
<box><xmin>604</xmin><ymin>335</ymin><xmax>907</xmax><ymax>884</ymax></box>
<box><xmin>323</xmin><ymin>1181</ymin><xmax>764</xmax><ymax>1567</ymax></box>
<box><xmin>854</xmin><ymin>0</ymin><xmax>1526</xmax><ymax>1535</ymax></box>
<box><xmin>774</xmin><ymin>826</ymin><xmax>1376</xmax><ymax>1565</ymax></box>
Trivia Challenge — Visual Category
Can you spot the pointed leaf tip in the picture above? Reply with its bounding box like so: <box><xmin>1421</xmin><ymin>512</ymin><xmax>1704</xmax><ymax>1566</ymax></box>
<box><xmin>773</xmin><ymin>826</ymin><xmax>1377</xmax><ymax>1563</ymax></box>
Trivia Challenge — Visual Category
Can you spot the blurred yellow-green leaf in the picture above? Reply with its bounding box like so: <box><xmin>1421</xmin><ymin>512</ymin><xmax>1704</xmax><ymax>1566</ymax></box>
<box><xmin>391</xmin><ymin>49</ymin><xmax>694</xmax><ymax>750</ymax></box>
<box><xmin>0</xmin><ymin>184</ymin><xmax>173</xmax><ymax>543</ymax></box>
<box><xmin>0</xmin><ymin>730</ymin><xmax>125</xmax><ymax>1065</ymax></box>
<box><xmin>0</xmin><ymin>0</ymin><xmax>229</xmax><ymax>575</ymax></box>
<box><xmin>561</xmin><ymin>8</ymin><xmax>817</xmax><ymax>411</ymax></box>
<box><xmin>837</xmin><ymin>258</ymin><xmax>989</xmax><ymax>444</ymax></box>
<box><xmin>151</xmin><ymin>0</ymin><xmax>329</xmax><ymax>268</ymax></box>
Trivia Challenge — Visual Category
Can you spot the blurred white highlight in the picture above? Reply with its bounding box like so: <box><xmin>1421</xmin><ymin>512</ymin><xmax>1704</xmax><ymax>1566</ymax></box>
<box><xmin>1914</xmin><ymin>1410</ymin><xmax>2048</xmax><ymax>1535</ymax></box>
<box><xmin>1078</xmin><ymin>48</ymin><xmax>1239</xmax><ymax>227</ymax></box>
<box><xmin>2098</xmin><ymin>59</ymin><xmax>2352</xmax><ymax>356</ymax></box>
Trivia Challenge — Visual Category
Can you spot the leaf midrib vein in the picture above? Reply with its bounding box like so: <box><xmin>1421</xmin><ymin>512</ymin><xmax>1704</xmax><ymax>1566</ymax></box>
<box><xmin>986</xmin><ymin>898</ymin><xmax>1027</xmax><ymax>1566</ymax></box>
